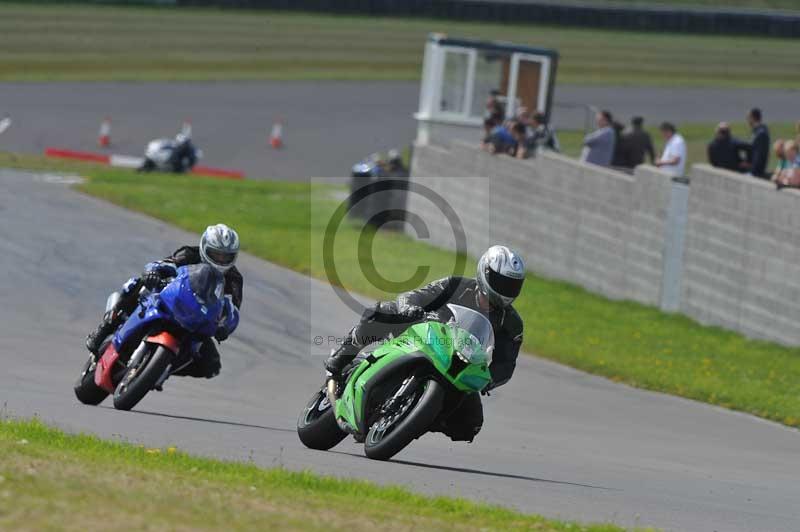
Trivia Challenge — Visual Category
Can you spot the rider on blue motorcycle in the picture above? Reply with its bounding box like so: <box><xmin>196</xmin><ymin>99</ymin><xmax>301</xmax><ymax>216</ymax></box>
<box><xmin>86</xmin><ymin>224</ymin><xmax>242</xmax><ymax>379</ymax></box>
<box><xmin>324</xmin><ymin>245</ymin><xmax>525</xmax><ymax>443</ymax></box>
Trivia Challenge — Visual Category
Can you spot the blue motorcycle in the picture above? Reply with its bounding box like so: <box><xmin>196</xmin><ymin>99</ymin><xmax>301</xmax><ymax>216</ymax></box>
<box><xmin>74</xmin><ymin>263</ymin><xmax>237</xmax><ymax>411</ymax></box>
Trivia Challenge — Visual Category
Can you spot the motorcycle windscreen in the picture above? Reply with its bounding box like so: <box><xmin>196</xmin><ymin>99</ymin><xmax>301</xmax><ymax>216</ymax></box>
<box><xmin>445</xmin><ymin>304</ymin><xmax>495</xmax><ymax>365</ymax></box>
<box><xmin>158</xmin><ymin>264</ymin><xmax>224</xmax><ymax>336</ymax></box>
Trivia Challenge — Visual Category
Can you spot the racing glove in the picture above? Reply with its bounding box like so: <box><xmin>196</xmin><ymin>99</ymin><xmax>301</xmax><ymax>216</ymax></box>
<box><xmin>215</xmin><ymin>295</ymin><xmax>239</xmax><ymax>342</ymax></box>
<box><xmin>141</xmin><ymin>269</ymin><xmax>163</xmax><ymax>290</ymax></box>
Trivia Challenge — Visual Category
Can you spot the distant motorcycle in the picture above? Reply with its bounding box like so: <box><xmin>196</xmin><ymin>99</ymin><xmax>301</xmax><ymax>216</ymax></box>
<box><xmin>138</xmin><ymin>133</ymin><xmax>201</xmax><ymax>173</ymax></box>
<box><xmin>74</xmin><ymin>263</ymin><xmax>233</xmax><ymax>411</ymax></box>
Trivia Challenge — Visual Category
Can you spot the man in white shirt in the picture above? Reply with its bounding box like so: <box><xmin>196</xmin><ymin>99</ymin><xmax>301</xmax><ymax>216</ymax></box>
<box><xmin>655</xmin><ymin>122</ymin><xmax>687</xmax><ymax>177</ymax></box>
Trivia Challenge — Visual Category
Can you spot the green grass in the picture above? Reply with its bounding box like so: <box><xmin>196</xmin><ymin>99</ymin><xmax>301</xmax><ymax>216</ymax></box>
<box><xmin>557</xmin><ymin>122</ymin><xmax>799</xmax><ymax>169</ymax></box>
<box><xmin>0</xmin><ymin>418</ymin><xmax>632</xmax><ymax>531</ymax></box>
<box><xmin>2</xmin><ymin>150</ymin><xmax>799</xmax><ymax>429</ymax></box>
<box><xmin>1</xmin><ymin>2</ymin><xmax>799</xmax><ymax>87</ymax></box>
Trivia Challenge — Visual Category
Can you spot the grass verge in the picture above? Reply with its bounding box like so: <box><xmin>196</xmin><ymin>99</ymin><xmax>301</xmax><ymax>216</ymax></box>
<box><xmin>2</xmin><ymin>151</ymin><xmax>799</xmax><ymax>429</ymax></box>
<box><xmin>1</xmin><ymin>2</ymin><xmax>799</xmax><ymax>87</ymax></box>
<box><xmin>0</xmin><ymin>418</ymin><xmax>631</xmax><ymax>531</ymax></box>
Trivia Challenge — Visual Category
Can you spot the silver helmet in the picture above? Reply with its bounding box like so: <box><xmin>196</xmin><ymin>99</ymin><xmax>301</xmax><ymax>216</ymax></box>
<box><xmin>199</xmin><ymin>224</ymin><xmax>239</xmax><ymax>273</ymax></box>
<box><xmin>476</xmin><ymin>245</ymin><xmax>525</xmax><ymax>308</ymax></box>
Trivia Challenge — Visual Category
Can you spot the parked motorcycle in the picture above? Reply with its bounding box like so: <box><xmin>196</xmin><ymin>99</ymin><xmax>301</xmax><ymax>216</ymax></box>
<box><xmin>138</xmin><ymin>133</ymin><xmax>201</xmax><ymax>173</ymax></box>
<box><xmin>297</xmin><ymin>304</ymin><xmax>493</xmax><ymax>460</ymax></box>
<box><xmin>74</xmin><ymin>263</ymin><xmax>231</xmax><ymax>411</ymax></box>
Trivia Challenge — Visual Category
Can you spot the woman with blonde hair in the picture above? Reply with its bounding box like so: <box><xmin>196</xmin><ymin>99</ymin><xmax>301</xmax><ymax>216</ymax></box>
<box><xmin>771</xmin><ymin>139</ymin><xmax>789</xmax><ymax>180</ymax></box>
<box><xmin>775</xmin><ymin>140</ymin><xmax>800</xmax><ymax>187</ymax></box>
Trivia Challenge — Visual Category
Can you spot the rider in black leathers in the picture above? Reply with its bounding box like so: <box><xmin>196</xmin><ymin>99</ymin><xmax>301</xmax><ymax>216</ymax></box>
<box><xmin>324</xmin><ymin>246</ymin><xmax>525</xmax><ymax>442</ymax></box>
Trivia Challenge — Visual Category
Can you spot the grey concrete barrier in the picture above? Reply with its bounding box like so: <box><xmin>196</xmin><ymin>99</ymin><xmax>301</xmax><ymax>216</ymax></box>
<box><xmin>683</xmin><ymin>165</ymin><xmax>800</xmax><ymax>345</ymax></box>
<box><xmin>409</xmin><ymin>141</ymin><xmax>800</xmax><ymax>346</ymax></box>
<box><xmin>409</xmin><ymin>141</ymin><xmax>674</xmax><ymax>306</ymax></box>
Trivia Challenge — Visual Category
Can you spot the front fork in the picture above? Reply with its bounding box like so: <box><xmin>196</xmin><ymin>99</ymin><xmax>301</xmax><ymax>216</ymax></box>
<box><xmin>381</xmin><ymin>375</ymin><xmax>417</xmax><ymax>416</ymax></box>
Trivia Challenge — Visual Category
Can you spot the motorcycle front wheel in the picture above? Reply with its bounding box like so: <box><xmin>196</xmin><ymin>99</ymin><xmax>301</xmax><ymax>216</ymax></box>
<box><xmin>113</xmin><ymin>344</ymin><xmax>171</xmax><ymax>411</ymax></box>
<box><xmin>73</xmin><ymin>354</ymin><xmax>109</xmax><ymax>405</ymax></box>
<box><xmin>364</xmin><ymin>378</ymin><xmax>444</xmax><ymax>461</ymax></box>
<box><xmin>297</xmin><ymin>387</ymin><xmax>347</xmax><ymax>450</ymax></box>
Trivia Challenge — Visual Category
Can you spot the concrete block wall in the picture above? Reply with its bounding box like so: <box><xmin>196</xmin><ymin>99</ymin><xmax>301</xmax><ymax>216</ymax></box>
<box><xmin>682</xmin><ymin>165</ymin><xmax>800</xmax><ymax>345</ymax></box>
<box><xmin>410</xmin><ymin>142</ymin><xmax>800</xmax><ymax>346</ymax></box>
<box><xmin>409</xmin><ymin>141</ymin><xmax>674</xmax><ymax>306</ymax></box>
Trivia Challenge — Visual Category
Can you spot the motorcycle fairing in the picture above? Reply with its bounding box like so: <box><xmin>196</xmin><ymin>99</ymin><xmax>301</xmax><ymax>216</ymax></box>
<box><xmin>94</xmin><ymin>343</ymin><xmax>121</xmax><ymax>393</ymax></box>
<box><xmin>112</xmin><ymin>265</ymin><xmax>224</xmax><ymax>352</ymax></box>
<box><xmin>112</xmin><ymin>293</ymin><xmax>163</xmax><ymax>352</ymax></box>
<box><xmin>334</xmin><ymin>321</ymin><xmax>491</xmax><ymax>435</ymax></box>
<box><xmin>146</xmin><ymin>331</ymin><xmax>180</xmax><ymax>353</ymax></box>
<box><xmin>158</xmin><ymin>265</ymin><xmax>224</xmax><ymax>337</ymax></box>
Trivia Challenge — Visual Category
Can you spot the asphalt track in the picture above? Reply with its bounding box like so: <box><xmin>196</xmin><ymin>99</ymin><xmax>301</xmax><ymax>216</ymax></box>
<box><xmin>2</xmin><ymin>82</ymin><xmax>799</xmax><ymax>180</ymax></box>
<box><xmin>1</xmin><ymin>168</ymin><xmax>799</xmax><ymax>531</ymax></box>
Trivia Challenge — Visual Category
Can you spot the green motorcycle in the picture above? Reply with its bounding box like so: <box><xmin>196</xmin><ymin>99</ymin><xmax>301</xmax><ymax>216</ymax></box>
<box><xmin>297</xmin><ymin>304</ymin><xmax>494</xmax><ymax>461</ymax></box>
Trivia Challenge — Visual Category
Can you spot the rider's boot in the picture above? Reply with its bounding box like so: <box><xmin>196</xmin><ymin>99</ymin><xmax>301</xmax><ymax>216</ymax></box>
<box><xmin>323</xmin><ymin>340</ymin><xmax>360</xmax><ymax>395</ymax></box>
<box><xmin>85</xmin><ymin>310</ymin><xmax>122</xmax><ymax>356</ymax></box>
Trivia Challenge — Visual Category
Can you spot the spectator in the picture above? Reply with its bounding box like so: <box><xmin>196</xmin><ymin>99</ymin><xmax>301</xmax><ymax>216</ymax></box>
<box><xmin>384</xmin><ymin>148</ymin><xmax>409</xmax><ymax>178</ymax></box>
<box><xmin>486</xmin><ymin>90</ymin><xmax>505</xmax><ymax>123</ymax></box>
<box><xmin>481</xmin><ymin>118</ymin><xmax>514</xmax><ymax>155</ymax></box>
<box><xmin>611</xmin><ymin>121</ymin><xmax>629</xmax><ymax>168</ymax></box>
<box><xmin>774</xmin><ymin>140</ymin><xmax>800</xmax><ymax>187</ymax></box>
<box><xmin>509</xmin><ymin>122</ymin><xmax>528</xmax><ymax>159</ymax></box>
<box><xmin>707</xmin><ymin>122</ymin><xmax>746</xmax><ymax>172</ymax></box>
<box><xmin>622</xmin><ymin>116</ymin><xmax>655</xmax><ymax>167</ymax></box>
<box><xmin>770</xmin><ymin>139</ymin><xmax>790</xmax><ymax>179</ymax></box>
<box><xmin>525</xmin><ymin>111</ymin><xmax>560</xmax><ymax>155</ymax></box>
<box><xmin>742</xmin><ymin>108</ymin><xmax>770</xmax><ymax>179</ymax></box>
<box><xmin>580</xmin><ymin>110</ymin><xmax>615</xmax><ymax>167</ymax></box>
<box><xmin>655</xmin><ymin>122</ymin><xmax>687</xmax><ymax>177</ymax></box>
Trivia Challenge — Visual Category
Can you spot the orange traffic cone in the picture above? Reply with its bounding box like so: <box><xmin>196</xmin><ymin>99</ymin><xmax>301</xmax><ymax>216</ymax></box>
<box><xmin>181</xmin><ymin>119</ymin><xmax>192</xmax><ymax>138</ymax></box>
<box><xmin>98</xmin><ymin>117</ymin><xmax>111</xmax><ymax>148</ymax></box>
<box><xmin>269</xmin><ymin>120</ymin><xmax>283</xmax><ymax>149</ymax></box>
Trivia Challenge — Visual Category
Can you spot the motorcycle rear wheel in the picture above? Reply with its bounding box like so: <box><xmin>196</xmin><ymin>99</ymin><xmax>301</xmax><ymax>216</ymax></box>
<box><xmin>73</xmin><ymin>354</ymin><xmax>110</xmax><ymax>405</ymax></box>
<box><xmin>297</xmin><ymin>388</ymin><xmax>347</xmax><ymax>450</ymax></box>
<box><xmin>364</xmin><ymin>378</ymin><xmax>444</xmax><ymax>461</ymax></box>
<box><xmin>113</xmin><ymin>344</ymin><xmax>170</xmax><ymax>411</ymax></box>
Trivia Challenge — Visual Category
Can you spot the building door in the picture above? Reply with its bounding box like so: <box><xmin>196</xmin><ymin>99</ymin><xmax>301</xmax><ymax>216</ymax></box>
<box><xmin>506</xmin><ymin>53</ymin><xmax>551</xmax><ymax>118</ymax></box>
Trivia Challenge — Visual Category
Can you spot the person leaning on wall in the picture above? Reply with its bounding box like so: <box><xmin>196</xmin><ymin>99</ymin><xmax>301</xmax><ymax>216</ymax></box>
<box><xmin>741</xmin><ymin>108</ymin><xmax>770</xmax><ymax>179</ymax></box>
<box><xmin>773</xmin><ymin>139</ymin><xmax>800</xmax><ymax>188</ymax></box>
<box><xmin>580</xmin><ymin>110</ymin><xmax>616</xmax><ymax>167</ymax></box>
<box><xmin>655</xmin><ymin>122</ymin><xmax>687</xmax><ymax>177</ymax></box>
<box><xmin>623</xmin><ymin>116</ymin><xmax>655</xmax><ymax>168</ymax></box>
<box><xmin>707</xmin><ymin>122</ymin><xmax>746</xmax><ymax>172</ymax></box>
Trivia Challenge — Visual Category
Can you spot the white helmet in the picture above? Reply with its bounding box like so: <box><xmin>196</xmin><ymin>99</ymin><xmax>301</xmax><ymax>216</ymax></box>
<box><xmin>199</xmin><ymin>224</ymin><xmax>239</xmax><ymax>273</ymax></box>
<box><xmin>476</xmin><ymin>245</ymin><xmax>525</xmax><ymax>308</ymax></box>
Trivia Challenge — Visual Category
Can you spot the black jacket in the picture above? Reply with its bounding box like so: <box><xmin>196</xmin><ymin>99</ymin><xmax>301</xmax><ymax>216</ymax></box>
<box><xmin>708</xmin><ymin>136</ymin><xmax>746</xmax><ymax>172</ymax></box>
<box><xmin>154</xmin><ymin>246</ymin><xmax>243</xmax><ymax>309</ymax></box>
<box><xmin>623</xmin><ymin>129</ymin><xmax>655</xmax><ymax>167</ymax></box>
<box><xmin>748</xmin><ymin>124</ymin><xmax>770</xmax><ymax>178</ymax></box>
<box><xmin>395</xmin><ymin>276</ymin><xmax>524</xmax><ymax>388</ymax></box>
